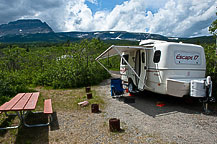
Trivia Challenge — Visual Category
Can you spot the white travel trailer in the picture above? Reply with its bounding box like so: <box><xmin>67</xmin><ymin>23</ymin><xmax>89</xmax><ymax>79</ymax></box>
<box><xmin>95</xmin><ymin>40</ymin><xmax>214</xmax><ymax>105</ymax></box>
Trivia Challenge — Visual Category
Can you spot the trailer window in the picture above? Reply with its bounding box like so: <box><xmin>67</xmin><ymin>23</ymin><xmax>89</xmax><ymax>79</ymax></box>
<box><xmin>142</xmin><ymin>52</ymin><xmax>145</xmax><ymax>63</ymax></box>
<box><xmin>122</xmin><ymin>54</ymin><xmax>129</xmax><ymax>65</ymax></box>
<box><xmin>153</xmin><ymin>50</ymin><xmax>161</xmax><ymax>63</ymax></box>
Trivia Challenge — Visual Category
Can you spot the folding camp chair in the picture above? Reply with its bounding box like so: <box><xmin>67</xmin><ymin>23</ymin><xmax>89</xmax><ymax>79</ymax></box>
<box><xmin>111</xmin><ymin>78</ymin><xmax>125</xmax><ymax>97</ymax></box>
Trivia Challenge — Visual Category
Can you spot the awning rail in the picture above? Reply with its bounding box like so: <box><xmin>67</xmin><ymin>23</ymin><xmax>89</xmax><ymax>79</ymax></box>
<box><xmin>95</xmin><ymin>45</ymin><xmax>154</xmax><ymax>90</ymax></box>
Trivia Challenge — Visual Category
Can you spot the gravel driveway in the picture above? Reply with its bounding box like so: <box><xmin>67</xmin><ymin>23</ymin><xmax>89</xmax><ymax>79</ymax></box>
<box><xmin>48</xmin><ymin>76</ymin><xmax>217</xmax><ymax>144</ymax></box>
<box><xmin>94</xmin><ymin>76</ymin><xmax>217</xmax><ymax>144</ymax></box>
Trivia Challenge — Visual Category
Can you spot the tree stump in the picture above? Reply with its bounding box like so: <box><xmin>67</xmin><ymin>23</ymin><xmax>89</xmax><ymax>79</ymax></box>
<box><xmin>109</xmin><ymin>118</ymin><xmax>120</xmax><ymax>132</ymax></box>
<box><xmin>91</xmin><ymin>104</ymin><xmax>99</xmax><ymax>113</ymax></box>
<box><xmin>85</xmin><ymin>87</ymin><xmax>91</xmax><ymax>93</ymax></box>
<box><xmin>87</xmin><ymin>93</ymin><xmax>92</xmax><ymax>99</ymax></box>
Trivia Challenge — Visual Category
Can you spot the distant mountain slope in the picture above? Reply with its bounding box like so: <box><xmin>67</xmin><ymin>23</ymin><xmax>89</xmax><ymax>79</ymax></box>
<box><xmin>0</xmin><ymin>19</ymin><xmax>215</xmax><ymax>44</ymax></box>
<box><xmin>58</xmin><ymin>31</ymin><xmax>169</xmax><ymax>41</ymax></box>
<box><xmin>0</xmin><ymin>31</ymin><xmax>169</xmax><ymax>43</ymax></box>
<box><xmin>0</xmin><ymin>19</ymin><xmax>53</xmax><ymax>37</ymax></box>
<box><xmin>0</xmin><ymin>31</ymin><xmax>215</xmax><ymax>44</ymax></box>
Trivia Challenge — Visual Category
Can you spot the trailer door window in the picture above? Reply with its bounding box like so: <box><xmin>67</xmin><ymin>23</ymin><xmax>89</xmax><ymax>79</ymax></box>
<box><xmin>142</xmin><ymin>52</ymin><xmax>145</xmax><ymax>63</ymax></box>
<box><xmin>153</xmin><ymin>50</ymin><xmax>161</xmax><ymax>63</ymax></box>
<box><xmin>122</xmin><ymin>54</ymin><xmax>129</xmax><ymax>65</ymax></box>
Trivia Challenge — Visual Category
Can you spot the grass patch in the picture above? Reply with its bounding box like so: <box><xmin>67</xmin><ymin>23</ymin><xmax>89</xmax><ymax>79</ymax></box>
<box><xmin>36</xmin><ymin>87</ymin><xmax>105</xmax><ymax>112</ymax></box>
<box><xmin>73</xmin><ymin>90</ymin><xmax>105</xmax><ymax>110</ymax></box>
<box><xmin>0</xmin><ymin>86</ymin><xmax>105</xmax><ymax>143</ymax></box>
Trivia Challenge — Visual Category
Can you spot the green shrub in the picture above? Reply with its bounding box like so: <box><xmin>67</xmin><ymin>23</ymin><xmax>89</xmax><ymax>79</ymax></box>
<box><xmin>203</xmin><ymin>44</ymin><xmax>217</xmax><ymax>97</ymax></box>
<box><xmin>0</xmin><ymin>39</ymin><xmax>111</xmax><ymax>104</ymax></box>
<box><xmin>0</xmin><ymin>70</ymin><xmax>28</xmax><ymax>104</ymax></box>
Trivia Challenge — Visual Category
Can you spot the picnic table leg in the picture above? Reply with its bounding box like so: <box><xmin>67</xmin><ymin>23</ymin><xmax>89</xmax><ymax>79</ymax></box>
<box><xmin>22</xmin><ymin>111</ymin><xmax>53</xmax><ymax>128</ymax></box>
<box><xmin>0</xmin><ymin>112</ymin><xmax>22</xmax><ymax>130</ymax></box>
<box><xmin>4</xmin><ymin>112</ymin><xmax>17</xmax><ymax>116</ymax></box>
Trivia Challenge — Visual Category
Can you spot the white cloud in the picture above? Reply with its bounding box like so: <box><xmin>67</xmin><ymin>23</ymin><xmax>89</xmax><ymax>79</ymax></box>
<box><xmin>0</xmin><ymin>0</ymin><xmax>216</xmax><ymax>37</ymax></box>
<box><xmin>87</xmin><ymin>0</ymin><xmax>98</xmax><ymax>5</ymax></box>
<box><xmin>147</xmin><ymin>0</ymin><xmax>217</xmax><ymax>37</ymax></box>
<box><xmin>60</xmin><ymin>0</ymin><xmax>216</xmax><ymax>37</ymax></box>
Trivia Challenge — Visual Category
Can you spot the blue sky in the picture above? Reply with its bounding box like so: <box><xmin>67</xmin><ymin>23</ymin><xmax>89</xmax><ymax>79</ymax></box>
<box><xmin>86</xmin><ymin>0</ymin><xmax>129</xmax><ymax>14</ymax></box>
<box><xmin>85</xmin><ymin>0</ymin><xmax>160</xmax><ymax>15</ymax></box>
<box><xmin>0</xmin><ymin>0</ymin><xmax>216</xmax><ymax>37</ymax></box>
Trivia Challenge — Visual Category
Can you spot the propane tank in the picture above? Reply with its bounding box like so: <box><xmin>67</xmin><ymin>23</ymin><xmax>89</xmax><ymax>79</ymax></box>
<box><xmin>205</xmin><ymin>76</ymin><xmax>212</xmax><ymax>97</ymax></box>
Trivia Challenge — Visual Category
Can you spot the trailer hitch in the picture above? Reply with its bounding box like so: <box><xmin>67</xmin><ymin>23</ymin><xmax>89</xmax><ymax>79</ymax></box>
<box><xmin>200</xmin><ymin>76</ymin><xmax>215</xmax><ymax>114</ymax></box>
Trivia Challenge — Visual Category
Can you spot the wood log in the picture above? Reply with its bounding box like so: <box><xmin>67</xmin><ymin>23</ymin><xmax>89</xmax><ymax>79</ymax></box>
<box><xmin>87</xmin><ymin>93</ymin><xmax>92</xmax><ymax>99</ymax></box>
<box><xmin>91</xmin><ymin>104</ymin><xmax>99</xmax><ymax>113</ymax></box>
<box><xmin>109</xmin><ymin>118</ymin><xmax>120</xmax><ymax>132</ymax></box>
<box><xmin>86</xmin><ymin>87</ymin><xmax>91</xmax><ymax>93</ymax></box>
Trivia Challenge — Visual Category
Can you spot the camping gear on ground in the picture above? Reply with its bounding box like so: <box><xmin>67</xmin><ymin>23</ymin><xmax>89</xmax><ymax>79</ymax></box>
<box><xmin>111</xmin><ymin>78</ymin><xmax>125</xmax><ymax>96</ymax></box>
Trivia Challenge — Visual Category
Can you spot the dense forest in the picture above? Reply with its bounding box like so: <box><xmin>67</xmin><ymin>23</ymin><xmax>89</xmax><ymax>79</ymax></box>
<box><xmin>0</xmin><ymin>38</ymin><xmax>216</xmax><ymax>104</ymax></box>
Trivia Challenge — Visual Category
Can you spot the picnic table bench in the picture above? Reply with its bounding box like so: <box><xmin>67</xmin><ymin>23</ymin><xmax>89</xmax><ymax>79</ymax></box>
<box><xmin>0</xmin><ymin>92</ymin><xmax>53</xmax><ymax>130</ymax></box>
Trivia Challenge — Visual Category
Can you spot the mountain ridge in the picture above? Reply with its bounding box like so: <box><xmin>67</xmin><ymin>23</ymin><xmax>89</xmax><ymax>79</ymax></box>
<box><xmin>0</xmin><ymin>19</ymin><xmax>215</xmax><ymax>44</ymax></box>
<box><xmin>0</xmin><ymin>19</ymin><xmax>54</xmax><ymax>37</ymax></box>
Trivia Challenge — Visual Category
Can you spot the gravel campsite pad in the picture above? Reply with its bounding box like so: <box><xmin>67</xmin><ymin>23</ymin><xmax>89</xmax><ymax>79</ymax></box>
<box><xmin>46</xmin><ymin>78</ymin><xmax>217</xmax><ymax>144</ymax></box>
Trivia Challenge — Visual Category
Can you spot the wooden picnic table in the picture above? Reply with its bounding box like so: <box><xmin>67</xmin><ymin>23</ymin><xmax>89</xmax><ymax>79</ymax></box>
<box><xmin>0</xmin><ymin>92</ymin><xmax>53</xmax><ymax>130</ymax></box>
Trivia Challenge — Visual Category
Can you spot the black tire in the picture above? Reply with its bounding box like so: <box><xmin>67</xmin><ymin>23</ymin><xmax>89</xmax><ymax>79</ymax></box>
<box><xmin>128</xmin><ymin>80</ymin><xmax>135</xmax><ymax>94</ymax></box>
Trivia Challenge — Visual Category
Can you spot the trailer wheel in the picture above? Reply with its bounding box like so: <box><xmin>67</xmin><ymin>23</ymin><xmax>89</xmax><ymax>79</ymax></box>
<box><xmin>128</xmin><ymin>81</ymin><xmax>135</xmax><ymax>94</ymax></box>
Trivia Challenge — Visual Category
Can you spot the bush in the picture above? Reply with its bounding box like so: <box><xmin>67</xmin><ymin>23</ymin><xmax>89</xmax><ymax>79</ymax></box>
<box><xmin>203</xmin><ymin>44</ymin><xmax>217</xmax><ymax>97</ymax></box>
<box><xmin>31</xmin><ymin>39</ymin><xmax>110</xmax><ymax>88</ymax></box>
<box><xmin>0</xmin><ymin>39</ymin><xmax>110</xmax><ymax>104</ymax></box>
<box><xmin>0</xmin><ymin>70</ymin><xmax>28</xmax><ymax>104</ymax></box>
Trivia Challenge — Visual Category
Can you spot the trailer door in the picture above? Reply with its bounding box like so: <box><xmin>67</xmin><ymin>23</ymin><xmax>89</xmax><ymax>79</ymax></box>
<box><xmin>135</xmin><ymin>50</ymin><xmax>141</xmax><ymax>86</ymax></box>
<box><xmin>138</xmin><ymin>50</ymin><xmax>147</xmax><ymax>90</ymax></box>
<box><xmin>120</xmin><ymin>53</ymin><xmax>129</xmax><ymax>82</ymax></box>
